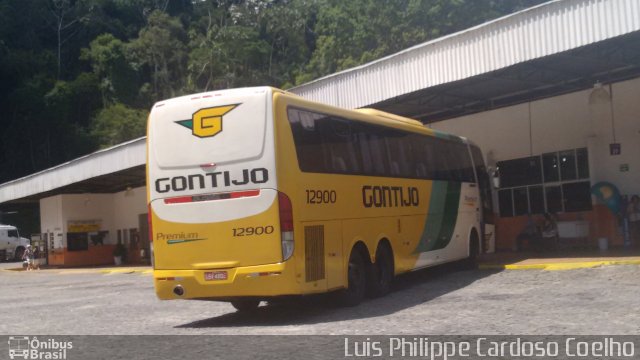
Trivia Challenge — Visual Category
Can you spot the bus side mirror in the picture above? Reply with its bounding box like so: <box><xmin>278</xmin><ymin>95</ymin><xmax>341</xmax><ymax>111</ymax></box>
<box><xmin>488</xmin><ymin>167</ymin><xmax>500</xmax><ymax>189</ymax></box>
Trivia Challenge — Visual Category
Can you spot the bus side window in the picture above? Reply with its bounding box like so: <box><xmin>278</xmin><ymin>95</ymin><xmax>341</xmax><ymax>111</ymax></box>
<box><xmin>320</xmin><ymin>117</ymin><xmax>361</xmax><ymax>174</ymax></box>
<box><xmin>399</xmin><ymin>136</ymin><xmax>415</xmax><ymax>177</ymax></box>
<box><xmin>441</xmin><ymin>141</ymin><xmax>459</xmax><ymax>181</ymax></box>
<box><xmin>428</xmin><ymin>138</ymin><xmax>449</xmax><ymax>181</ymax></box>
<box><xmin>288</xmin><ymin>109</ymin><xmax>327</xmax><ymax>173</ymax></box>
<box><xmin>385</xmin><ymin>132</ymin><xmax>412</xmax><ymax>177</ymax></box>
<box><xmin>410</xmin><ymin>134</ymin><xmax>434</xmax><ymax>179</ymax></box>
<box><xmin>385</xmin><ymin>137</ymin><xmax>400</xmax><ymax>177</ymax></box>
<box><xmin>455</xmin><ymin>142</ymin><xmax>475</xmax><ymax>182</ymax></box>
<box><xmin>357</xmin><ymin>131</ymin><xmax>373</xmax><ymax>174</ymax></box>
<box><xmin>368</xmin><ymin>132</ymin><xmax>388</xmax><ymax>176</ymax></box>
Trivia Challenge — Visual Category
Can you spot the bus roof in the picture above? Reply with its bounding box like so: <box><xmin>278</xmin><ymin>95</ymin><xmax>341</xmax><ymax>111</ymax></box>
<box><xmin>354</xmin><ymin>108</ymin><xmax>424</xmax><ymax>127</ymax></box>
<box><xmin>152</xmin><ymin>86</ymin><xmax>287</xmax><ymax>108</ymax></box>
<box><xmin>152</xmin><ymin>86</ymin><xmax>467</xmax><ymax>144</ymax></box>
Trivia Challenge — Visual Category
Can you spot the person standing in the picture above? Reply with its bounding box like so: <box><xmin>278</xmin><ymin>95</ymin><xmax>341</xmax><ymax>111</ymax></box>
<box><xmin>22</xmin><ymin>245</ymin><xmax>34</xmax><ymax>271</ymax></box>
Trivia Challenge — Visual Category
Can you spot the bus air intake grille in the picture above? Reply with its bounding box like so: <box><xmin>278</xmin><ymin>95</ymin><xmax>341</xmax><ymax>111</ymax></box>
<box><xmin>304</xmin><ymin>225</ymin><xmax>325</xmax><ymax>282</ymax></box>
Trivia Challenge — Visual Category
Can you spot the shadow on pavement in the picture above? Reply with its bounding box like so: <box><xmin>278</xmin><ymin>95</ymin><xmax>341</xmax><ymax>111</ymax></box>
<box><xmin>176</xmin><ymin>261</ymin><xmax>499</xmax><ymax>328</ymax></box>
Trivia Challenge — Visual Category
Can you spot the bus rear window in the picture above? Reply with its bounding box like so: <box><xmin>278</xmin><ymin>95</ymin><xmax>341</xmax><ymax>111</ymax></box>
<box><xmin>151</xmin><ymin>92</ymin><xmax>267</xmax><ymax>168</ymax></box>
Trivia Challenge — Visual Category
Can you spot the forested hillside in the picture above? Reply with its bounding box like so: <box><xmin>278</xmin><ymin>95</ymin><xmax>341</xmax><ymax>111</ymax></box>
<box><xmin>0</xmin><ymin>0</ymin><xmax>544</xmax><ymax>183</ymax></box>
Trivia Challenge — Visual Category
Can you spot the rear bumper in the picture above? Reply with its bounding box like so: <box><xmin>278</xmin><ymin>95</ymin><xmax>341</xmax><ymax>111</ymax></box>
<box><xmin>154</xmin><ymin>261</ymin><xmax>299</xmax><ymax>300</ymax></box>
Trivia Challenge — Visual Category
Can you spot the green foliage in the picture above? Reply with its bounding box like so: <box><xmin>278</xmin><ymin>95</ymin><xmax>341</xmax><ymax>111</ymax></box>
<box><xmin>301</xmin><ymin>0</ymin><xmax>547</xmax><ymax>82</ymax></box>
<box><xmin>129</xmin><ymin>10</ymin><xmax>188</xmax><ymax>100</ymax></box>
<box><xmin>0</xmin><ymin>0</ymin><xmax>547</xmax><ymax>183</ymax></box>
<box><xmin>91</xmin><ymin>103</ymin><xmax>148</xmax><ymax>148</ymax></box>
<box><xmin>81</xmin><ymin>34</ymin><xmax>138</xmax><ymax>106</ymax></box>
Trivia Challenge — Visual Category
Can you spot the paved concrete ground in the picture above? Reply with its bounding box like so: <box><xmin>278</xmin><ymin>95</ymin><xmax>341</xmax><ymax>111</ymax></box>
<box><xmin>1</xmin><ymin>261</ymin><xmax>639</xmax><ymax>335</ymax></box>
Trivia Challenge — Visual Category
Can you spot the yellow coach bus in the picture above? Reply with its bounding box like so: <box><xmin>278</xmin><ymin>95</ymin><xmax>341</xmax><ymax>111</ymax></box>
<box><xmin>147</xmin><ymin>87</ymin><xmax>494</xmax><ymax>311</ymax></box>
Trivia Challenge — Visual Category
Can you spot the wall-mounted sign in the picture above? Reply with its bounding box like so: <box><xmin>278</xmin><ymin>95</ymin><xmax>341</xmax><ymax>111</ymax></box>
<box><xmin>620</xmin><ymin>164</ymin><xmax>629</xmax><ymax>172</ymax></box>
<box><xmin>68</xmin><ymin>220</ymin><xmax>101</xmax><ymax>233</ymax></box>
<box><xmin>610</xmin><ymin>143</ymin><xmax>621</xmax><ymax>155</ymax></box>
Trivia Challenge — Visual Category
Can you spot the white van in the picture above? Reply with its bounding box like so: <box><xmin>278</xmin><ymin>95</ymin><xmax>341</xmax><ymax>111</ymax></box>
<box><xmin>0</xmin><ymin>225</ymin><xmax>30</xmax><ymax>261</ymax></box>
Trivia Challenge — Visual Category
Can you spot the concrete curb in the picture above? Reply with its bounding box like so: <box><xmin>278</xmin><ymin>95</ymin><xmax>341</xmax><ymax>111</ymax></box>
<box><xmin>1</xmin><ymin>267</ymin><xmax>152</xmax><ymax>274</ymax></box>
<box><xmin>479</xmin><ymin>259</ymin><xmax>640</xmax><ymax>271</ymax></box>
<box><xmin>99</xmin><ymin>268</ymin><xmax>152</xmax><ymax>275</ymax></box>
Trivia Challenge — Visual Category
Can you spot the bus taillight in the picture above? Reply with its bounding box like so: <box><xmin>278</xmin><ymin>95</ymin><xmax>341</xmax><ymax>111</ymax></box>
<box><xmin>278</xmin><ymin>192</ymin><xmax>294</xmax><ymax>261</ymax></box>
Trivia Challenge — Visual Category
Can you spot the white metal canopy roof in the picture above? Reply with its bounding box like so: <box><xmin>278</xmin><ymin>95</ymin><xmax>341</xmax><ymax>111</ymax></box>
<box><xmin>0</xmin><ymin>137</ymin><xmax>146</xmax><ymax>204</ymax></box>
<box><xmin>289</xmin><ymin>0</ymin><xmax>640</xmax><ymax>120</ymax></box>
<box><xmin>2</xmin><ymin>0</ymin><xmax>640</xmax><ymax>205</ymax></box>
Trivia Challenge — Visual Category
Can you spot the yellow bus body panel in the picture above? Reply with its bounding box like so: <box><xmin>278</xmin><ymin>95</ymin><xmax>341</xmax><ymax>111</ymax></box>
<box><xmin>149</xmin><ymin>89</ymin><xmax>478</xmax><ymax>301</ymax></box>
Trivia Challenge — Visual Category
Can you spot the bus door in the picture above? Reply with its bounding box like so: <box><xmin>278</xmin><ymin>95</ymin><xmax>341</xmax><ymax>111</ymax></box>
<box><xmin>470</xmin><ymin>145</ymin><xmax>495</xmax><ymax>253</ymax></box>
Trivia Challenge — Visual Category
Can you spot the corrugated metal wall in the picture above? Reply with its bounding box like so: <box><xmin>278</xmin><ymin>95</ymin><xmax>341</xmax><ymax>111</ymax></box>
<box><xmin>290</xmin><ymin>0</ymin><xmax>640</xmax><ymax>109</ymax></box>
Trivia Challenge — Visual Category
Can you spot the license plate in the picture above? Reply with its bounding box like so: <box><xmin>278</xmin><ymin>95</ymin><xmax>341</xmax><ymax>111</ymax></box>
<box><xmin>204</xmin><ymin>271</ymin><xmax>228</xmax><ymax>281</ymax></box>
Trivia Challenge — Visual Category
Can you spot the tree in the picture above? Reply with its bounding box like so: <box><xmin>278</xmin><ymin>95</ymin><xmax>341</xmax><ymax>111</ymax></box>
<box><xmin>80</xmin><ymin>33</ymin><xmax>139</xmax><ymax>106</ymax></box>
<box><xmin>0</xmin><ymin>0</ymin><xmax>549</xmax><ymax>183</ymax></box>
<box><xmin>301</xmin><ymin>0</ymin><xmax>547</xmax><ymax>83</ymax></box>
<box><xmin>129</xmin><ymin>10</ymin><xmax>187</xmax><ymax>101</ymax></box>
<box><xmin>90</xmin><ymin>103</ymin><xmax>148</xmax><ymax>148</ymax></box>
<box><xmin>260</xmin><ymin>0</ymin><xmax>315</xmax><ymax>88</ymax></box>
<box><xmin>47</xmin><ymin>0</ymin><xmax>93</xmax><ymax>79</ymax></box>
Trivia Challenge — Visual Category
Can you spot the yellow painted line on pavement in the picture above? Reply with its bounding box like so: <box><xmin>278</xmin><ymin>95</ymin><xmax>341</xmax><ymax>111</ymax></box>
<box><xmin>101</xmin><ymin>269</ymin><xmax>133</xmax><ymax>274</ymax></box>
<box><xmin>479</xmin><ymin>259</ymin><xmax>640</xmax><ymax>271</ymax></box>
<box><xmin>58</xmin><ymin>270</ymin><xmax>99</xmax><ymax>274</ymax></box>
<box><xmin>1</xmin><ymin>268</ymin><xmax>23</xmax><ymax>272</ymax></box>
<box><xmin>100</xmin><ymin>268</ymin><xmax>151</xmax><ymax>275</ymax></box>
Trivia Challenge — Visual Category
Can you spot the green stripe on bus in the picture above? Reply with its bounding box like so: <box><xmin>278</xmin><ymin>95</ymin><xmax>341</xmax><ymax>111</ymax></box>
<box><xmin>415</xmin><ymin>181</ymin><xmax>447</xmax><ymax>253</ymax></box>
<box><xmin>429</xmin><ymin>182</ymin><xmax>461</xmax><ymax>250</ymax></box>
<box><xmin>166</xmin><ymin>238</ymin><xmax>207</xmax><ymax>245</ymax></box>
<box><xmin>415</xmin><ymin>181</ymin><xmax>462</xmax><ymax>253</ymax></box>
<box><xmin>434</xmin><ymin>131</ymin><xmax>460</xmax><ymax>142</ymax></box>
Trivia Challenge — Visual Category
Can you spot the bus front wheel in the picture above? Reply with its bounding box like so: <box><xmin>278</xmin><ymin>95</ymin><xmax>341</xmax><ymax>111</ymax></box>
<box><xmin>335</xmin><ymin>248</ymin><xmax>367</xmax><ymax>306</ymax></box>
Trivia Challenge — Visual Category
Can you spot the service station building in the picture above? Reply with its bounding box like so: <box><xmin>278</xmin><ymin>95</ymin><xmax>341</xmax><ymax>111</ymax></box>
<box><xmin>0</xmin><ymin>0</ymin><xmax>639</xmax><ymax>266</ymax></box>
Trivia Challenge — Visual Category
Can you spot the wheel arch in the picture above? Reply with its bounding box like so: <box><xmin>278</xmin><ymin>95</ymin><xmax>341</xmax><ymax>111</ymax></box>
<box><xmin>468</xmin><ymin>227</ymin><xmax>480</xmax><ymax>257</ymax></box>
<box><xmin>351</xmin><ymin>240</ymin><xmax>371</xmax><ymax>266</ymax></box>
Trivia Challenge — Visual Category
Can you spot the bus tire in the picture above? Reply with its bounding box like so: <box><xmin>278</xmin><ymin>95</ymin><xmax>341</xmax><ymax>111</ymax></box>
<box><xmin>335</xmin><ymin>247</ymin><xmax>367</xmax><ymax>307</ymax></box>
<box><xmin>464</xmin><ymin>230</ymin><xmax>480</xmax><ymax>270</ymax></box>
<box><xmin>230</xmin><ymin>299</ymin><xmax>261</xmax><ymax>312</ymax></box>
<box><xmin>367</xmin><ymin>242</ymin><xmax>394</xmax><ymax>298</ymax></box>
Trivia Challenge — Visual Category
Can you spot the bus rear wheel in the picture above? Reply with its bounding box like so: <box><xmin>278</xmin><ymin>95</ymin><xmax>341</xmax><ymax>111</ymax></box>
<box><xmin>335</xmin><ymin>248</ymin><xmax>367</xmax><ymax>306</ymax></box>
<box><xmin>367</xmin><ymin>243</ymin><xmax>394</xmax><ymax>298</ymax></box>
<box><xmin>230</xmin><ymin>299</ymin><xmax>261</xmax><ymax>312</ymax></box>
